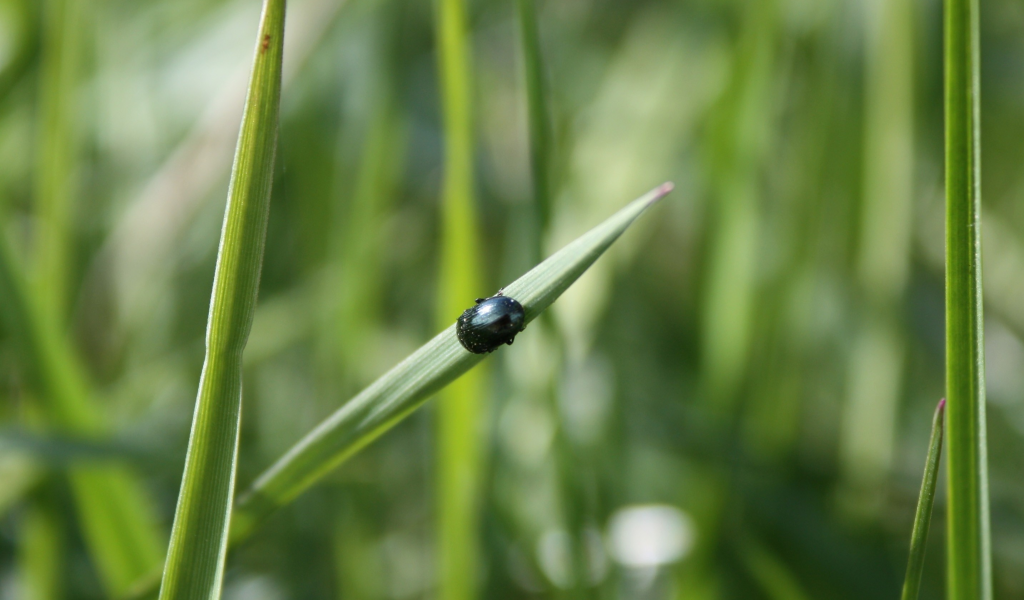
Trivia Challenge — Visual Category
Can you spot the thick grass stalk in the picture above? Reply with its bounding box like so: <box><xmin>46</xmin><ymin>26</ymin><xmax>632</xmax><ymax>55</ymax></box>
<box><xmin>157</xmin><ymin>1</ymin><xmax>285</xmax><ymax>598</ymax></box>
<box><xmin>231</xmin><ymin>184</ymin><xmax>672</xmax><ymax>542</ymax></box>
<box><xmin>943</xmin><ymin>0</ymin><xmax>991</xmax><ymax>597</ymax></box>
<box><xmin>901</xmin><ymin>399</ymin><xmax>946</xmax><ymax>600</ymax></box>
<box><xmin>434</xmin><ymin>0</ymin><xmax>484</xmax><ymax>597</ymax></box>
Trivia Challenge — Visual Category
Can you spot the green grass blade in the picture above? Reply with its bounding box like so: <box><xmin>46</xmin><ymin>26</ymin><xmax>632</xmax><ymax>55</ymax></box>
<box><xmin>943</xmin><ymin>0</ymin><xmax>991</xmax><ymax>598</ymax></box>
<box><xmin>840</xmin><ymin>0</ymin><xmax>915</xmax><ymax>507</ymax></box>
<box><xmin>701</xmin><ymin>0</ymin><xmax>776</xmax><ymax>413</ymax></box>
<box><xmin>434</xmin><ymin>0</ymin><xmax>483</xmax><ymax>596</ymax></box>
<box><xmin>515</xmin><ymin>1</ymin><xmax>591</xmax><ymax>593</ymax></box>
<box><xmin>232</xmin><ymin>183</ymin><xmax>674</xmax><ymax>539</ymax></box>
<box><xmin>901</xmin><ymin>399</ymin><xmax>946</xmax><ymax>600</ymax></box>
<box><xmin>516</xmin><ymin>0</ymin><xmax>552</xmax><ymax>236</ymax></box>
<box><xmin>34</xmin><ymin>0</ymin><xmax>83</xmax><ymax>319</ymax></box>
<box><xmin>0</xmin><ymin>0</ymin><xmax>39</xmax><ymax>106</ymax></box>
<box><xmin>20</xmin><ymin>490</ymin><xmax>64</xmax><ymax>600</ymax></box>
<box><xmin>0</xmin><ymin>236</ymin><xmax>164</xmax><ymax>598</ymax></box>
<box><xmin>328</xmin><ymin>80</ymin><xmax>404</xmax><ymax>384</ymax></box>
<box><xmin>156</xmin><ymin>1</ymin><xmax>285</xmax><ymax>598</ymax></box>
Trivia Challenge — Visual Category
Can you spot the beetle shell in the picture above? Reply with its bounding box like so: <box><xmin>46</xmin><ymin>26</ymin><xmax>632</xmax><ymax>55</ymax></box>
<box><xmin>456</xmin><ymin>295</ymin><xmax>526</xmax><ymax>354</ymax></box>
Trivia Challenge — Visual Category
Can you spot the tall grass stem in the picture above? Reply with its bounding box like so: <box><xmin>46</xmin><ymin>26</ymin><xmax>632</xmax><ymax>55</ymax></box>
<box><xmin>157</xmin><ymin>1</ymin><xmax>285</xmax><ymax>597</ymax></box>
<box><xmin>943</xmin><ymin>0</ymin><xmax>991</xmax><ymax>596</ymax></box>
<box><xmin>434</xmin><ymin>0</ymin><xmax>484</xmax><ymax>597</ymax></box>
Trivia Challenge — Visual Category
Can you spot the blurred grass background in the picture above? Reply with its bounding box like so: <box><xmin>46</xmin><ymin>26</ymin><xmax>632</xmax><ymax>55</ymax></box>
<box><xmin>1</xmin><ymin>0</ymin><xmax>1024</xmax><ymax>598</ymax></box>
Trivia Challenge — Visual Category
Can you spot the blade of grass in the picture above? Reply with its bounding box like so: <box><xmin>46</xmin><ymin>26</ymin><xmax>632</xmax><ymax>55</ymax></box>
<box><xmin>19</xmin><ymin>488</ymin><xmax>64</xmax><ymax>600</ymax></box>
<box><xmin>434</xmin><ymin>0</ymin><xmax>484</xmax><ymax>597</ymax></box>
<box><xmin>231</xmin><ymin>183</ymin><xmax>674</xmax><ymax>540</ymax></box>
<box><xmin>34</xmin><ymin>0</ymin><xmax>83</xmax><ymax>319</ymax></box>
<box><xmin>943</xmin><ymin>0</ymin><xmax>991</xmax><ymax>597</ymax></box>
<box><xmin>31</xmin><ymin>5</ymin><xmax>170</xmax><ymax>589</ymax></box>
<box><xmin>0</xmin><ymin>236</ymin><xmax>165</xmax><ymax>597</ymax></box>
<box><xmin>901</xmin><ymin>399</ymin><xmax>946</xmax><ymax>600</ymax></box>
<box><xmin>156</xmin><ymin>1</ymin><xmax>285</xmax><ymax>598</ymax></box>
<box><xmin>515</xmin><ymin>2</ymin><xmax>589</xmax><ymax>593</ymax></box>
<box><xmin>0</xmin><ymin>0</ymin><xmax>39</xmax><ymax>107</ymax></box>
<box><xmin>516</xmin><ymin>0</ymin><xmax>552</xmax><ymax>238</ymax></box>
<box><xmin>840</xmin><ymin>0</ymin><xmax>914</xmax><ymax>504</ymax></box>
<box><xmin>328</xmin><ymin>70</ymin><xmax>404</xmax><ymax>387</ymax></box>
<box><xmin>702</xmin><ymin>0</ymin><xmax>776</xmax><ymax>413</ymax></box>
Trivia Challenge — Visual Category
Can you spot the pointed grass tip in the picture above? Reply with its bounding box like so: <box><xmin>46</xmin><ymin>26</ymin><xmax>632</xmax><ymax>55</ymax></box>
<box><xmin>652</xmin><ymin>182</ymin><xmax>675</xmax><ymax>202</ymax></box>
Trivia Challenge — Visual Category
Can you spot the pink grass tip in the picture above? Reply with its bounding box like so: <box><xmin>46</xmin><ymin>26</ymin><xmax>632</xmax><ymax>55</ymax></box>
<box><xmin>647</xmin><ymin>182</ymin><xmax>675</xmax><ymax>206</ymax></box>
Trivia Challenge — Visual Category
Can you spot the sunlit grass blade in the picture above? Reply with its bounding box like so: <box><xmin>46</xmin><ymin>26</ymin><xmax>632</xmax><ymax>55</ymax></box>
<box><xmin>0</xmin><ymin>236</ymin><xmax>164</xmax><ymax>597</ymax></box>
<box><xmin>943</xmin><ymin>0</ymin><xmax>991</xmax><ymax>598</ymax></box>
<box><xmin>156</xmin><ymin>1</ymin><xmax>285</xmax><ymax>598</ymax></box>
<box><xmin>232</xmin><ymin>183</ymin><xmax>674</xmax><ymax>540</ymax></box>
<box><xmin>434</xmin><ymin>0</ymin><xmax>483</xmax><ymax>596</ymax></box>
<box><xmin>901</xmin><ymin>399</ymin><xmax>946</xmax><ymax>600</ymax></box>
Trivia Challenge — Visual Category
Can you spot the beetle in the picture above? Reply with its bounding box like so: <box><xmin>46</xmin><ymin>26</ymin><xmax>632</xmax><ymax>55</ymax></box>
<box><xmin>456</xmin><ymin>292</ymin><xmax>526</xmax><ymax>354</ymax></box>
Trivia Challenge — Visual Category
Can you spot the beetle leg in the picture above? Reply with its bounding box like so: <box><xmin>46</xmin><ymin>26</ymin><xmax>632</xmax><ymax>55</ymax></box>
<box><xmin>496</xmin><ymin>287</ymin><xmax>505</xmax><ymax>296</ymax></box>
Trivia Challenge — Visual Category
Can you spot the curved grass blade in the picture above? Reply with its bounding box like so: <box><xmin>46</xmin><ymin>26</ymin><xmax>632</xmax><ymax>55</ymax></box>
<box><xmin>231</xmin><ymin>182</ymin><xmax>674</xmax><ymax>540</ymax></box>
<box><xmin>156</xmin><ymin>1</ymin><xmax>285</xmax><ymax>598</ymax></box>
<box><xmin>943</xmin><ymin>0</ymin><xmax>991</xmax><ymax>597</ymax></box>
<box><xmin>901</xmin><ymin>399</ymin><xmax>946</xmax><ymax>600</ymax></box>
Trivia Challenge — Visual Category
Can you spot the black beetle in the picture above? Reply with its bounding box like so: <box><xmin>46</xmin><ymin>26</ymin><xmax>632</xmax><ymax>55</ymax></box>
<box><xmin>456</xmin><ymin>293</ymin><xmax>526</xmax><ymax>354</ymax></box>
